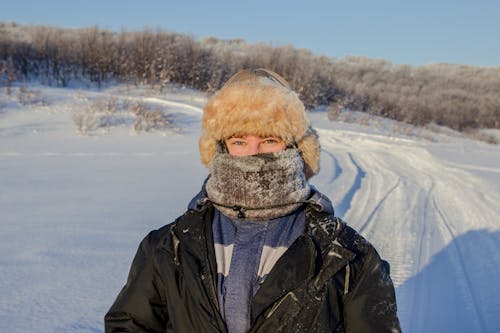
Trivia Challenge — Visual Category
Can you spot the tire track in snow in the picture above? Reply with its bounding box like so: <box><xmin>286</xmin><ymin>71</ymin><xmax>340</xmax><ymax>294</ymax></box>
<box><xmin>409</xmin><ymin>178</ymin><xmax>434</xmax><ymax>318</ymax></box>
<box><xmin>334</xmin><ymin>153</ymin><xmax>366</xmax><ymax>217</ymax></box>
<box><xmin>141</xmin><ymin>97</ymin><xmax>203</xmax><ymax>114</ymax></box>
<box><xmin>336</xmin><ymin>120</ymin><xmax>500</xmax><ymax>331</ymax></box>
<box><xmin>319</xmin><ymin>148</ymin><xmax>342</xmax><ymax>187</ymax></box>
<box><xmin>431</xmin><ymin>195</ymin><xmax>487</xmax><ymax>333</ymax></box>
<box><xmin>443</xmin><ymin>161</ymin><xmax>500</xmax><ymax>173</ymax></box>
<box><xmin>72</xmin><ymin>90</ymin><xmax>204</xmax><ymax>115</ymax></box>
<box><xmin>315</xmin><ymin>125</ymin><xmax>499</xmax><ymax>332</ymax></box>
<box><xmin>403</xmin><ymin>177</ymin><xmax>434</xmax><ymax>333</ymax></box>
<box><xmin>384</xmin><ymin>148</ymin><xmax>496</xmax><ymax>332</ymax></box>
<box><xmin>358</xmin><ymin>178</ymin><xmax>401</xmax><ymax>234</ymax></box>
<box><xmin>316</xmin><ymin>135</ymin><xmax>367</xmax><ymax>219</ymax></box>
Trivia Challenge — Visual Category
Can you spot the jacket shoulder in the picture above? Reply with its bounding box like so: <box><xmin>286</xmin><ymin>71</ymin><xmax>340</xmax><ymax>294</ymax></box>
<box><xmin>140</xmin><ymin>210</ymin><xmax>193</xmax><ymax>254</ymax></box>
<box><xmin>142</xmin><ymin>222</ymin><xmax>175</xmax><ymax>249</ymax></box>
<box><xmin>306</xmin><ymin>205</ymin><xmax>376</xmax><ymax>255</ymax></box>
<box><xmin>336</xmin><ymin>223</ymin><xmax>375</xmax><ymax>257</ymax></box>
<box><xmin>144</xmin><ymin>208</ymin><xmax>211</xmax><ymax>257</ymax></box>
<box><xmin>306</xmin><ymin>206</ymin><xmax>387</xmax><ymax>285</ymax></box>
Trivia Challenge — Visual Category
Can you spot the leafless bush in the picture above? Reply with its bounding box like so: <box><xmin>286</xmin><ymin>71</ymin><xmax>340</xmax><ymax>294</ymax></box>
<box><xmin>463</xmin><ymin>129</ymin><xmax>499</xmax><ymax>145</ymax></box>
<box><xmin>73</xmin><ymin>96</ymin><xmax>124</xmax><ymax>134</ymax></box>
<box><xmin>73</xmin><ymin>107</ymin><xmax>99</xmax><ymax>134</ymax></box>
<box><xmin>333</xmin><ymin>111</ymin><xmax>374</xmax><ymax>128</ymax></box>
<box><xmin>92</xmin><ymin>96</ymin><xmax>126</xmax><ymax>127</ymax></box>
<box><xmin>131</xmin><ymin>102</ymin><xmax>171</xmax><ymax>132</ymax></box>
<box><xmin>17</xmin><ymin>85</ymin><xmax>45</xmax><ymax>105</ymax></box>
<box><xmin>0</xmin><ymin>61</ymin><xmax>17</xmax><ymax>94</ymax></box>
<box><xmin>327</xmin><ymin>102</ymin><xmax>344</xmax><ymax>121</ymax></box>
<box><xmin>73</xmin><ymin>96</ymin><xmax>173</xmax><ymax>134</ymax></box>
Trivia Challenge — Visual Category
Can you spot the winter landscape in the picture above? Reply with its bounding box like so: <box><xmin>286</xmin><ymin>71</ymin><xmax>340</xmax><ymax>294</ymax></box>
<box><xmin>1</xmin><ymin>83</ymin><xmax>499</xmax><ymax>333</ymax></box>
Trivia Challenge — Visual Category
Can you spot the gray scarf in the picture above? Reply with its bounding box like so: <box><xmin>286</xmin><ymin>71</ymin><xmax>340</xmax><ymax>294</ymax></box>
<box><xmin>205</xmin><ymin>149</ymin><xmax>311</xmax><ymax>221</ymax></box>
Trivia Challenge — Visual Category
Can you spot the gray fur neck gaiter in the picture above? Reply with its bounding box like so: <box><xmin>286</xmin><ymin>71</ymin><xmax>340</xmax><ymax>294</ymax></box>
<box><xmin>205</xmin><ymin>149</ymin><xmax>311</xmax><ymax>221</ymax></box>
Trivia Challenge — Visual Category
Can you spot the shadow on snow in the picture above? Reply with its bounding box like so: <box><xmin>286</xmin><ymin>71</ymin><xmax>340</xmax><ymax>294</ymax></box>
<box><xmin>396</xmin><ymin>229</ymin><xmax>500</xmax><ymax>333</ymax></box>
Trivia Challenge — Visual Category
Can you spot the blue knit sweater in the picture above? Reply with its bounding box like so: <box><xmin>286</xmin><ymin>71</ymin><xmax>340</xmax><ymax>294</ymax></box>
<box><xmin>212</xmin><ymin>208</ymin><xmax>305</xmax><ymax>333</ymax></box>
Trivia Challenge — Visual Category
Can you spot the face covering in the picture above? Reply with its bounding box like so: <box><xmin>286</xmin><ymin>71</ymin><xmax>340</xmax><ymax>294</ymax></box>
<box><xmin>205</xmin><ymin>148</ymin><xmax>311</xmax><ymax>221</ymax></box>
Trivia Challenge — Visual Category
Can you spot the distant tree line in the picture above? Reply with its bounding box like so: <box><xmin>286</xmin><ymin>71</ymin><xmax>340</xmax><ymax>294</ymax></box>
<box><xmin>1</xmin><ymin>22</ymin><xmax>499</xmax><ymax>130</ymax></box>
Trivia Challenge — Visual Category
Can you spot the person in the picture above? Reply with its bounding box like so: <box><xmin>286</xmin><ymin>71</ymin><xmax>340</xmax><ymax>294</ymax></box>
<box><xmin>105</xmin><ymin>68</ymin><xmax>402</xmax><ymax>333</ymax></box>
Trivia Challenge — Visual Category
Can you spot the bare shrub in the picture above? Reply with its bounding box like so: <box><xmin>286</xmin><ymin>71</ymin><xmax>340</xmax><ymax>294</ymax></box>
<box><xmin>91</xmin><ymin>95</ymin><xmax>120</xmax><ymax>127</ymax></box>
<box><xmin>327</xmin><ymin>102</ymin><xmax>344</xmax><ymax>120</ymax></box>
<box><xmin>72</xmin><ymin>95</ymin><xmax>173</xmax><ymax>134</ymax></box>
<box><xmin>73</xmin><ymin>108</ymin><xmax>99</xmax><ymax>134</ymax></box>
<box><xmin>131</xmin><ymin>102</ymin><xmax>170</xmax><ymax>132</ymax></box>
<box><xmin>463</xmin><ymin>129</ymin><xmax>499</xmax><ymax>145</ymax></box>
<box><xmin>17</xmin><ymin>85</ymin><xmax>45</xmax><ymax>105</ymax></box>
<box><xmin>392</xmin><ymin>122</ymin><xmax>416</xmax><ymax>137</ymax></box>
<box><xmin>73</xmin><ymin>96</ymin><xmax>122</xmax><ymax>134</ymax></box>
<box><xmin>0</xmin><ymin>61</ymin><xmax>17</xmax><ymax>94</ymax></box>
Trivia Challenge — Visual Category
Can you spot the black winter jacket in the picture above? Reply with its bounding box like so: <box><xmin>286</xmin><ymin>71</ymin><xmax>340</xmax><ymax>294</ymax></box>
<box><xmin>105</xmin><ymin>203</ymin><xmax>401</xmax><ymax>333</ymax></box>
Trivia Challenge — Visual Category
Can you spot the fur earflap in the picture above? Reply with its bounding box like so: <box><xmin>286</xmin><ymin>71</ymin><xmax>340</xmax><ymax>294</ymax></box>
<box><xmin>297</xmin><ymin>127</ymin><xmax>320</xmax><ymax>179</ymax></box>
<box><xmin>199</xmin><ymin>68</ymin><xmax>320</xmax><ymax>178</ymax></box>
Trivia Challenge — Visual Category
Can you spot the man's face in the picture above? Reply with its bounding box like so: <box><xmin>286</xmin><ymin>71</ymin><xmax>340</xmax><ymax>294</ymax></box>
<box><xmin>225</xmin><ymin>135</ymin><xmax>286</xmax><ymax>156</ymax></box>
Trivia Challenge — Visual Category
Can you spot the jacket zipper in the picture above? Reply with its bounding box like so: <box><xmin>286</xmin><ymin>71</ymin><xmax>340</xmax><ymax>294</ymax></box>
<box><xmin>202</xmin><ymin>267</ymin><xmax>220</xmax><ymax>312</ymax></box>
<box><xmin>202</xmin><ymin>258</ymin><xmax>228</xmax><ymax>333</ymax></box>
<box><xmin>199</xmin><ymin>209</ymin><xmax>226</xmax><ymax>331</ymax></box>
<box><xmin>265</xmin><ymin>291</ymin><xmax>298</xmax><ymax>319</ymax></box>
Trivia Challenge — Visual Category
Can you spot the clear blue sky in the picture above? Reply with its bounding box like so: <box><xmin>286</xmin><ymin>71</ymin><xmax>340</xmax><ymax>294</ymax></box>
<box><xmin>2</xmin><ymin>0</ymin><xmax>499</xmax><ymax>67</ymax></box>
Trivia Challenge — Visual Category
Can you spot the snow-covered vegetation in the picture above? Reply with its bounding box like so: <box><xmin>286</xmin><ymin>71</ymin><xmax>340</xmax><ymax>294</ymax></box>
<box><xmin>1</xmin><ymin>83</ymin><xmax>499</xmax><ymax>333</ymax></box>
<box><xmin>1</xmin><ymin>21</ymin><xmax>500</xmax><ymax>134</ymax></box>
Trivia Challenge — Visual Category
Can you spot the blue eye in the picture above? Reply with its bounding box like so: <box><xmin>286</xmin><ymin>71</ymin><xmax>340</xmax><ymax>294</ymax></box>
<box><xmin>263</xmin><ymin>138</ymin><xmax>282</xmax><ymax>145</ymax></box>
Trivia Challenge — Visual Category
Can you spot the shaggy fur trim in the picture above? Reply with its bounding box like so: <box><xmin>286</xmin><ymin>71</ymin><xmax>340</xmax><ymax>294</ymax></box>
<box><xmin>297</xmin><ymin>127</ymin><xmax>320</xmax><ymax>179</ymax></box>
<box><xmin>199</xmin><ymin>68</ymin><xmax>320</xmax><ymax>178</ymax></box>
<box><xmin>205</xmin><ymin>149</ymin><xmax>311</xmax><ymax>221</ymax></box>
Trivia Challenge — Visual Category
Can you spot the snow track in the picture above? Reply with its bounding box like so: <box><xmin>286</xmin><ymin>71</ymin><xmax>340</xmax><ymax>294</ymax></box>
<box><xmin>312</xmin><ymin>126</ymin><xmax>500</xmax><ymax>333</ymax></box>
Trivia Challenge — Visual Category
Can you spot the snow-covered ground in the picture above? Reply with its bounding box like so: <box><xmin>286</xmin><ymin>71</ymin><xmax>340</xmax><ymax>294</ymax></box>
<box><xmin>1</xmin><ymin>84</ymin><xmax>499</xmax><ymax>333</ymax></box>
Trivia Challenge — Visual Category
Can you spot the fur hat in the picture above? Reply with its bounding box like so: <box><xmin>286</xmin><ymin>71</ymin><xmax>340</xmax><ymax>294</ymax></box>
<box><xmin>199</xmin><ymin>68</ymin><xmax>320</xmax><ymax>178</ymax></box>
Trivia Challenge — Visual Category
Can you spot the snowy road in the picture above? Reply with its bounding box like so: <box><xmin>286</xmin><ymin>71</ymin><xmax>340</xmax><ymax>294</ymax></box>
<box><xmin>309</xmin><ymin>122</ymin><xmax>500</xmax><ymax>333</ymax></box>
<box><xmin>1</xmin><ymin>86</ymin><xmax>499</xmax><ymax>332</ymax></box>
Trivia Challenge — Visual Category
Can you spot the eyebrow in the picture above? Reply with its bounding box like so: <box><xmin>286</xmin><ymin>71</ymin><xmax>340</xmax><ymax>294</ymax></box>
<box><xmin>227</xmin><ymin>136</ymin><xmax>282</xmax><ymax>141</ymax></box>
<box><xmin>226</xmin><ymin>134</ymin><xmax>282</xmax><ymax>140</ymax></box>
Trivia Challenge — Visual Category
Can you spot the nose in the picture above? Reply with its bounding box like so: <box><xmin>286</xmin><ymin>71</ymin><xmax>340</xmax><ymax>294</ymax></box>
<box><xmin>247</xmin><ymin>142</ymin><xmax>260</xmax><ymax>155</ymax></box>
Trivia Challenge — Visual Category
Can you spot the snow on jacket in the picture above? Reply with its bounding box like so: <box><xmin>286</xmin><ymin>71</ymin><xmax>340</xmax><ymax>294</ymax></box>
<box><xmin>105</xmin><ymin>195</ymin><xmax>402</xmax><ymax>332</ymax></box>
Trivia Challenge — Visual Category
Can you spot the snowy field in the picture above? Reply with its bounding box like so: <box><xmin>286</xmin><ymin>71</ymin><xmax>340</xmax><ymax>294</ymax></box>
<box><xmin>1</xmin><ymin>84</ymin><xmax>499</xmax><ymax>333</ymax></box>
